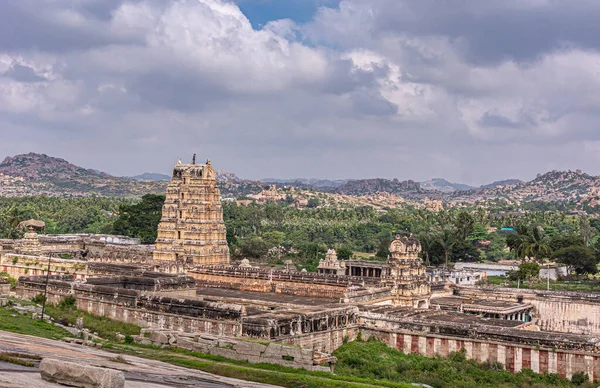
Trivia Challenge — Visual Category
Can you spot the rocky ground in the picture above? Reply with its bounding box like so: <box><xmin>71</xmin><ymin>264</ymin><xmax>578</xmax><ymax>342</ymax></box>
<box><xmin>0</xmin><ymin>330</ymin><xmax>279</xmax><ymax>388</ymax></box>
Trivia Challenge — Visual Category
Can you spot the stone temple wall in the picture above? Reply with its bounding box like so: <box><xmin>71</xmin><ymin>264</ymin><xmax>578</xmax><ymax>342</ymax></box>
<box><xmin>190</xmin><ymin>266</ymin><xmax>380</xmax><ymax>300</ymax></box>
<box><xmin>361</xmin><ymin>330</ymin><xmax>600</xmax><ymax>381</ymax></box>
<box><xmin>16</xmin><ymin>275</ymin><xmax>243</xmax><ymax>336</ymax></box>
<box><xmin>458</xmin><ymin>287</ymin><xmax>600</xmax><ymax>335</ymax></box>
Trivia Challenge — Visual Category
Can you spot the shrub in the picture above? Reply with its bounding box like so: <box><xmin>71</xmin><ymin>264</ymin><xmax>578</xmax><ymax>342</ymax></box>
<box><xmin>0</xmin><ymin>272</ymin><xmax>17</xmax><ymax>289</ymax></box>
<box><xmin>571</xmin><ymin>371</ymin><xmax>588</xmax><ymax>385</ymax></box>
<box><xmin>31</xmin><ymin>293</ymin><xmax>46</xmax><ymax>304</ymax></box>
<box><xmin>57</xmin><ymin>295</ymin><xmax>76</xmax><ymax>308</ymax></box>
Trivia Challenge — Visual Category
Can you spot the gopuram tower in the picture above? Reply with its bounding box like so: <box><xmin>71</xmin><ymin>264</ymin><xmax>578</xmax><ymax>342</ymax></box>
<box><xmin>383</xmin><ymin>234</ymin><xmax>430</xmax><ymax>308</ymax></box>
<box><xmin>153</xmin><ymin>156</ymin><xmax>230</xmax><ymax>266</ymax></box>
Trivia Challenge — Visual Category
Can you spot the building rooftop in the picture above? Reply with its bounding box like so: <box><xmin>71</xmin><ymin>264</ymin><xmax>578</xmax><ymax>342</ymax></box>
<box><xmin>430</xmin><ymin>296</ymin><xmax>533</xmax><ymax>314</ymax></box>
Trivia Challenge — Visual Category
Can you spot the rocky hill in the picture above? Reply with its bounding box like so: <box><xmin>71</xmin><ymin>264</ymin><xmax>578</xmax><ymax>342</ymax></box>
<box><xmin>330</xmin><ymin>178</ymin><xmax>434</xmax><ymax>199</ymax></box>
<box><xmin>2</xmin><ymin>153</ymin><xmax>600</xmax><ymax>212</ymax></box>
<box><xmin>126</xmin><ymin>172</ymin><xmax>171</xmax><ymax>181</ymax></box>
<box><xmin>482</xmin><ymin>170</ymin><xmax>600</xmax><ymax>202</ymax></box>
<box><xmin>0</xmin><ymin>153</ymin><xmax>111</xmax><ymax>181</ymax></box>
<box><xmin>261</xmin><ymin>178</ymin><xmax>349</xmax><ymax>188</ymax></box>
<box><xmin>0</xmin><ymin>153</ymin><xmax>263</xmax><ymax>198</ymax></box>
<box><xmin>0</xmin><ymin>153</ymin><xmax>166</xmax><ymax>197</ymax></box>
<box><xmin>480</xmin><ymin>179</ymin><xmax>522</xmax><ymax>189</ymax></box>
<box><xmin>419</xmin><ymin>178</ymin><xmax>474</xmax><ymax>193</ymax></box>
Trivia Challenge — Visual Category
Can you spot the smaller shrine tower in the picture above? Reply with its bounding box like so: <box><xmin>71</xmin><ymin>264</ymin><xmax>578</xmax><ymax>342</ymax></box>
<box><xmin>153</xmin><ymin>157</ymin><xmax>230</xmax><ymax>266</ymax></box>
<box><xmin>384</xmin><ymin>234</ymin><xmax>430</xmax><ymax>308</ymax></box>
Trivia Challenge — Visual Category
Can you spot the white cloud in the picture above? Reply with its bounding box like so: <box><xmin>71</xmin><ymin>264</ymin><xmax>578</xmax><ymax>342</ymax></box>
<box><xmin>0</xmin><ymin>0</ymin><xmax>600</xmax><ymax>184</ymax></box>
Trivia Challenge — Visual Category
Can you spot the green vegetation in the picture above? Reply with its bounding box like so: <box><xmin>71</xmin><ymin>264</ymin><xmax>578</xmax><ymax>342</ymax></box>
<box><xmin>0</xmin><ymin>272</ymin><xmax>17</xmax><ymax>289</ymax></box>
<box><xmin>0</xmin><ymin>352</ymin><xmax>38</xmax><ymax>367</ymax></box>
<box><xmin>112</xmin><ymin>194</ymin><xmax>165</xmax><ymax>243</ymax></box>
<box><xmin>487</xmin><ymin>276</ymin><xmax>600</xmax><ymax>292</ymax></box>
<box><xmin>3</xmin><ymin>194</ymin><xmax>600</xmax><ymax>275</ymax></box>
<box><xmin>333</xmin><ymin>339</ymin><xmax>594</xmax><ymax>388</ymax></box>
<box><xmin>44</xmin><ymin>301</ymin><xmax>140</xmax><ymax>341</ymax></box>
<box><xmin>0</xmin><ymin>304</ymin><xmax>71</xmax><ymax>340</ymax></box>
<box><xmin>0</xmin><ymin>196</ymin><xmax>130</xmax><ymax>238</ymax></box>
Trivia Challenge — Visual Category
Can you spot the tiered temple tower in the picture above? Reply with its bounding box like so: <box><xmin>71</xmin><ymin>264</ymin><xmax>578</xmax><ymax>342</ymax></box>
<box><xmin>17</xmin><ymin>227</ymin><xmax>42</xmax><ymax>255</ymax></box>
<box><xmin>384</xmin><ymin>234</ymin><xmax>430</xmax><ymax>308</ymax></box>
<box><xmin>153</xmin><ymin>157</ymin><xmax>230</xmax><ymax>266</ymax></box>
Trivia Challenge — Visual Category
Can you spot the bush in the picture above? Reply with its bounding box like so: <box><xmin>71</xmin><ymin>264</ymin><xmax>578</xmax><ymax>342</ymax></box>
<box><xmin>57</xmin><ymin>295</ymin><xmax>76</xmax><ymax>308</ymax></box>
<box><xmin>0</xmin><ymin>272</ymin><xmax>17</xmax><ymax>289</ymax></box>
<box><xmin>571</xmin><ymin>371</ymin><xmax>588</xmax><ymax>385</ymax></box>
<box><xmin>31</xmin><ymin>293</ymin><xmax>46</xmax><ymax>304</ymax></box>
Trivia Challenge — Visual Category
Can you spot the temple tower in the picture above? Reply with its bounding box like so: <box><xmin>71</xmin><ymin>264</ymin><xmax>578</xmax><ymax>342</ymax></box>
<box><xmin>384</xmin><ymin>234</ymin><xmax>430</xmax><ymax>308</ymax></box>
<box><xmin>153</xmin><ymin>158</ymin><xmax>230</xmax><ymax>266</ymax></box>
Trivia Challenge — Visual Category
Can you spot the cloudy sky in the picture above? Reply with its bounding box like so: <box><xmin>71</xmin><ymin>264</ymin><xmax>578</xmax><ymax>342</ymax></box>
<box><xmin>1</xmin><ymin>0</ymin><xmax>600</xmax><ymax>185</ymax></box>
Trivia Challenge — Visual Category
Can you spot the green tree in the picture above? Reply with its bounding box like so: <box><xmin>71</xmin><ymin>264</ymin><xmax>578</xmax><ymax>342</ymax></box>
<box><xmin>306</xmin><ymin>198</ymin><xmax>320</xmax><ymax>208</ymax></box>
<box><xmin>336</xmin><ymin>246</ymin><xmax>354</xmax><ymax>260</ymax></box>
<box><xmin>418</xmin><ymin>232</ymin><xmax>436</xmax><ymax>266</ymax></box>
<box><xmin>112</xmin><ymin>194</ymin><xmax>165</xmax><ymax>243</ymax></box>
<box><xmin>486</xmin><ymin>233</ymin><xmax>508</xmax><ymax>262</ymax></box>
<box><xmin>436</xmin><ymin>227</ymin><xmax>457</xmax><ymax>268</ymax></box>
<box><xmin>510</xmin><ymin>262</ymin><xmax>540</xmax><ymax>281</ymax></box>
<box><xmin>236</xmin><ymin>237</ymin><xmax>269</xmax><ymax>259</ymax></box>
<box><xmin>548</xmin><ymin>233</ymin><xmax>584</xmax><ymax>252</ymax></box>
<box><xmin>454</xmin><ymin>211</ymin><xmax>474</xmax><ymax>241</ymax></box>
<box><xmin>467</xmin><ymin>222</ymin><xmax>489</xmax><ymax>242</ymax></box>
<box><xmin>553</xmin><ymin>246</ymin><xmax>598</xmax><ymax>276</ymax></box>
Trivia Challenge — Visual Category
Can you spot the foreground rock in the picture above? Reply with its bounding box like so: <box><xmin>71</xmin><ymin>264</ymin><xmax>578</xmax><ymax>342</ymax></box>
<box><xmin>40</xmin><ymin>358</ymin><xmax>125</xmax><ymax>388</ymax></box>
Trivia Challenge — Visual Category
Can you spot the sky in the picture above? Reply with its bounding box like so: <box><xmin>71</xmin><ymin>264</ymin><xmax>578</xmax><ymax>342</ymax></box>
<box><xmin>1</xmin><ymin>0</ymin><xmax>600</xmax><ymax>185</ymax></box>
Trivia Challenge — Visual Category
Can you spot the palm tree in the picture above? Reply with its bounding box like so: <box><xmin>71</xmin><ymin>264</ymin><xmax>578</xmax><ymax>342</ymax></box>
<box><xmin>511</xmin><ymin>225</ymin><xmax>551</xmax><ymax>263</ymax></box>
<box><xmin>418</xmin><ymin>232</ymin><xmax>436</xmax><ymax>266</ymax></box>
<box><xmin>436</xmin><ymin>227</ymin><xmax>456</xmax><ymax>269</ymax></box>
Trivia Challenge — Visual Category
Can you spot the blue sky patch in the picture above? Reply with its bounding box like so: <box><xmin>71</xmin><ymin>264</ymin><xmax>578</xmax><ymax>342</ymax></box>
<box><xmin>236</xmin><ymin>0</ymin><xmax>339</xmax><ymax>29</ymax></box>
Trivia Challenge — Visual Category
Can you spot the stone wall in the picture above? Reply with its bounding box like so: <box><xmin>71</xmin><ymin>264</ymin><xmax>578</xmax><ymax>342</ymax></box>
<box><xmin>190</xmin><ymin>266</ymin><xmax>378</xmax><ymax>299</ymax></box>
<box><xmin>361</xmin><ymin>329</ymin><xmax>600</xmax><ymax>381</ymax></box>
<box><xmin>16</xmin><ymin>275</ymin><xmax>243</xmax><ymax>336</ymax></box>
<box><xmin>277</xmin><ymin>326</ymin><xmax>360</xmax><ymax>353</ymax></box>
<box><xmin>137</xmin><ymin>330</ymin><xmax>336</xmax><ymax>372</ymax></box>
<box><xmin>242</xmin><ymin>306</ymin><xmax>358</xmax><ymax>341</ymax></box>
<box><xmin>0</xmin><ymin>254</ymin><xmax>88</xmax><ymax>279</ymax></box>
<box><xmin>458</xmin><ymin>287</ymin><xmax>600</xmax><ymax>334</ymax></box>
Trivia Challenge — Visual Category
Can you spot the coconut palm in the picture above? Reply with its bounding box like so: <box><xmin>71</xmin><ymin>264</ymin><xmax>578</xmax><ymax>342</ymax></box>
<box><xmin>435</xmin><ymin>227</ymin><xmax>457</xmax><ymax>269</ymax></box>
<box><xmin>418</xmin><ymin>232</ymin><xmax>436</xmax><ymax>266</ymax></box>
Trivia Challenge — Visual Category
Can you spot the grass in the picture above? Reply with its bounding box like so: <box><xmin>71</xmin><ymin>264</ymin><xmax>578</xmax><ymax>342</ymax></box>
<box><xmin>0</xmin><ymin>353</ymin><xmax>35</xmax><ymax>367</ymax></box>
<box><xmin>0</xmin><ymin>304</ymin><xmax>72</xmax><ymax>340</ymax></box>
<box><xmin>44</xmin><ymin>303</ymin><xmax>141</xmax><ymax>341</ymax></box>
<box><xmin>333</xmin><ymin>339</ymin><xmax>595</xmax><ymax>388</ymax></box>
<box><xmin>486</xmin><ymin>276</ymin><xmax>600</xmax><ymax>292</ymax></box>
<box><xmin>104</xmin><ymin>342</ymin><xmax>412</xmax><ymax>388</ymax></box>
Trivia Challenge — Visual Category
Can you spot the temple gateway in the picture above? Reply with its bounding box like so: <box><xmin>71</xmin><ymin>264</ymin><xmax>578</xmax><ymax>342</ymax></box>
<box><xmin>153</xmin><ymin>158</ymin><xmax>230</xmax><ymax>266</ymax></box>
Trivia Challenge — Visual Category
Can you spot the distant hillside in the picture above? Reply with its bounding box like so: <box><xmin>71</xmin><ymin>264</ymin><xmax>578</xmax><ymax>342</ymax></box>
<box><xmin>419</xmin><ymin>178</ymin><xmax>474</xmax><ymax>193</ymax></box>
<box><xmin>497</xmin><ymin>170</ymin><xmax>600</xmax><ymax>202</ymax></box>
<box><xmin>261</xmin><ymin>178</ymin><xmax>348</xmax><ymax>188</ymax></box>
<box><xmin>331</xmin><ymin>178</ymin><xmax>434</xmax><ymax>199</ymax></box>
<box><xmin>0</xmin><ymin>153</ymin><xmax>166</xmax><ymax>197</ymax></box>
<box><xmin>0</xmin><ymin>153</ymin><xmax>111</xmax><ymax>181</ymax></box>
<box><xmin>3</xmin><ymin>153</ymin><xmax>600</xmax><ymax>212</ymax></box>
<box><xmin>480</xmin><ymin>179</ymin><xmax>522</xmax><ymax>189</ymax></box>
<box><xmin>126</xmin><ymin>172</ymin><xmax>170</xmax><ymax>181</ymax></box>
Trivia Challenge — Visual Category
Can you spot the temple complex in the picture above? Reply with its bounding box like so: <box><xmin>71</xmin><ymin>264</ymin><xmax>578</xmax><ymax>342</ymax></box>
<box><xmin>5</xmin><ymin>156</ymin><xmax>600</xmax><ymax>381</ymax></box>
<box><xmin>153</xmin><ymin>158</ymin><xmax>230</xmax><ymax>266</ymax></box>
